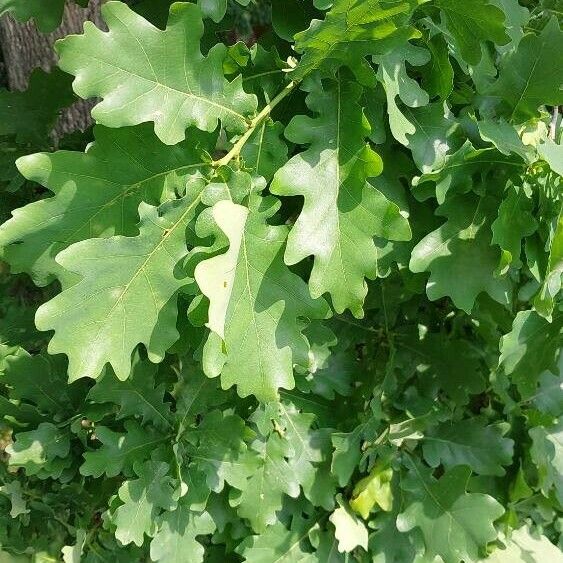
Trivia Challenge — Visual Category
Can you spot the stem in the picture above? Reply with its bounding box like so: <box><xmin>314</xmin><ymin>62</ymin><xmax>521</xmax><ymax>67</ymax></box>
<box><xmin>212</xmin><ymin>80</ymin><xmax>298</xmax><ymax>168</ymax></box>
<box><xmin>549</xmin><ymin>106</ymin><xmax>560</xmax><ymax>140</ymax></box>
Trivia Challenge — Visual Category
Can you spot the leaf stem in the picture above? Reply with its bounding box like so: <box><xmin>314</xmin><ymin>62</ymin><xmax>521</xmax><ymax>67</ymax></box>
<box><xmin>212</xmin><ymin>80</ymin><xmax>298</xmax><ymax>167</ymax></box>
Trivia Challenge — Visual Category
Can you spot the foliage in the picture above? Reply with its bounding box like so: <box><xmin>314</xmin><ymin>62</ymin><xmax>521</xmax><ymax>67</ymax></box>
<box><xmin>0</xmin><ymin>0</ymin><xmax>562</xmax><ymax>561</ymax></box>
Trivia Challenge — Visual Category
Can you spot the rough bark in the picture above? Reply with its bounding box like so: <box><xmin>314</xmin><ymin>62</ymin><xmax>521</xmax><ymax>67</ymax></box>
<box><xmin>0</xmin><ymin>0</ymin><xmax>104</xmax><ymax>138</ymax></box>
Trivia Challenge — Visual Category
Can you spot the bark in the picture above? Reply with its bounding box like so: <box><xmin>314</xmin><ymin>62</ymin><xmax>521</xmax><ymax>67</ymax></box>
<box><xmin>0</xmin><ymin>0</ymin><xmax>104</xmax><ymax>138</ymax></box>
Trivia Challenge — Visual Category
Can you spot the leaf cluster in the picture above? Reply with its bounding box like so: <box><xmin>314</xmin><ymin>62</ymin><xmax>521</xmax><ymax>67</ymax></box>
<box><xmin>0</xmin><ymin>0</ymin><xmax>562</xmax><ymax>561</ymax></box>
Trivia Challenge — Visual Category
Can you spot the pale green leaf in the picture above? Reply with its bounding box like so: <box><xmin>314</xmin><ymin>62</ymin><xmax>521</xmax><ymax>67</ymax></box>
<box><xmin>195</xmin><ymin>199</ymin><xmax>330</xmax><ymax>400</ymax></box>
<box><xmin>329</xmin><ymin>497</ymin><xmax>369</xmax><ymax>553</ymax></box>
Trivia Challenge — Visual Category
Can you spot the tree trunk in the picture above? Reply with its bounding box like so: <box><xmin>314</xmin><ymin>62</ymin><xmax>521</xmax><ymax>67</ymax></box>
<box><xmin>0</xmin><ymin>0</ymin><xmax>104</xmax><ymax>139</ymax></box>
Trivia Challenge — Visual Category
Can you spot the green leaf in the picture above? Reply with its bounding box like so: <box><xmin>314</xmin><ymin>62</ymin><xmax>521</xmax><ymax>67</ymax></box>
<box><xmin>237</xmin><ymin>513</ymin><xmax>317</xmax><ymax>562</ymax></box>
<box><xmin>0</xmin><ymin>0</ymin><xmax>71</xmax><ymax>32</ymax></box>
<box><xmin>374</xmin><ymin>43</ymin><xmax>430</xmax><ymax>146</ymax></box>
<box><xmin>80</xmin><ymin>420</ymin><xmax>162</xmax><ymax>478</ymax></box>
<box><xmin>150</xmin><ymin>502</ymin><xmax>215</xmax><ymax>563</ymax></box>
<box><xmin>293</xmin><ymin>0</ymin><xmax>423</xmax><ymax>84</ymax></box>
<box><xmin>194</xmin><ymin>199</ymin><xmax>330</xmax><ymax>401</ymax></box>
<box><xmin>534</xmin><ymin>204</ymin><xmax>563</xmax><ymax>320</ymax></box>
<box><xmin>489</xmin><ymin>18</ymin><xmax>563</xmax><ymax>123</ymax></box>
<box><xmin>478</xmin><ymin>119</ymin><xmax>535</xmax><ymax>163</ymax></box>
<box><xmin>87</xmin><ymin>354</ymin><xmax>172</xmax><ymax>430</ymax></box>
<box><xmin>421</xmin><ymin>34</ymin><xmax>454</xmax><ymax>100</ymax></box>
<box><xmin>529</xmin><ymin>418</ymin><xmax>563</xmax><ymax>505</ymax></box>
<box><xmin>1</xmin><ymin>348</ymin><xmax>72</xmax><ymax>415</ymax></box>
<box><xmin>234</xmin><ymin>432</ymin><xmax>301</xmax><ymax>532</ymax></box>
<box><xmin>113</xmin><ymin>461</ymin><xmax>178</xmax><ymax>547</ymax></box>
<box><xmin>491</xmin><ymin>184</ymin><xmax>537</xmax><ymax>275</ymax></box>
<box><xmin>271</xmin><ymin>77</ymin><xmax>410</xmax><ymax>317</ymax></box>
<box><xmin>36</xmin><ymin>194</ymin><xmax>201</xmax><ymax>382</ymax></box>
<box><xmin>538</xmin><ymin>138</ymin><xmax>563</xmax><ymax>177</ymax></box>
<box><xmin>499</xmin><ymin>309</ymin><xmax>562</xmax><ymax>397</ymax></box>
<box><xmin>56</xmin><ymin>1</ymin><xmax>257</xmax><ymax>145</ymax></box>
<box><xmin>403</xmin><ymin>103</ymin><xmax>459</xmax><ymax>172</ymax></box>
<box><xmin>397</xmin><ymin>462</ymin><xmax>505</xmax><ymax>563</ymax></box>
<box><xmin>185</xmin><ymin>410</ymin><xmax>254</xmax><ymax>493</ymax></box>
<box><xmin>531</xmin><ymin>356</ymin><xmax>563</xmax><ymax>417</ymax></box>
<box><xmin>329</xmin><ymin>497</ymin><xmax>369</xmax><ymax>553</ymax></box>
<box><xmin>412</xmin><ymin>142</ymin><xmax>521</xmax><ymax>204</ymax></box>
<box><xmin>410</xmin><ymin>193</ymin><xmax>511</xmax><ymax>313</ymax></box>
<box><xmin>61</xmin><ymin>530</ymin><xmax>86</xmax><ymax>563</ymax></box>
<box><xmin>331</xmin><ymin>427</ymin><xmax>364</xmax><ymax>487</ymax></box>
<box><xmin>203</xmin><ymin>0</ymin><xmax>251</xmax><ymax>23</ymax></box>
<box><xmin>278</xmin><ymin>402</ymin><xmax>336</xmax><ymax>508</ymax></box>
<box><xmin>0</xmin><ymin>125</ymin><xmax>214</xmax><ymax>286</ymax></box>
<box><xmin>0</xmin><ymin>481</ymin><xmax>29</xmax><ymax>518</ymax></box>
<box><xmin>435</xmin><ymin>0</ymin><xmax>510</xmax><ymax>65</ymax></box>
<box><xmin>311</xmin><ymin>528</ymin><xmax>352</xmax><ymax>562</ymax></box>
<box><xmin>241</xmin><ymin>120</ymin><xmax>289</xmax><ymax>182</ymax></box>
<box><xmin>489</xmin><ymin>0</ymin><xmax>529</xmax><ymax>48</ymax></box>
<box><xmin>0</xmin><ymin>69</ymin><xmax>73</xmax><ymax>144</ymax></box>
<box><xmin>368</xmin><ymin>512</ymin><xmax>427</xmax><ymax>563</ymax></box>
<box><xmin>7</xmin><ymin>423</ymin><xmax>71</xmax><ymax>478</ymax></box>
<box><xmin>422</xmin><ymin>420</ymin><xmax>514</xmax><ymax>476</ymax></box>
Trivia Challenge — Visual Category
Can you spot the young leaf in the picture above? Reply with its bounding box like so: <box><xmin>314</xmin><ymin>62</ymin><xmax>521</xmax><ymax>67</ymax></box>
<box><xmin>329</xmin><ymin>497</ymin><xmax>369</xmax><ymax>553</ymax></box>
<box><xmin>349</xmin><ymin>463</ymin><xmax>393</xmax><ymax>518</ymax></box>
<box><xmin>481</xmin><ymin>526</ymin><xmax>563</xmax><ymax>562</ymax></box>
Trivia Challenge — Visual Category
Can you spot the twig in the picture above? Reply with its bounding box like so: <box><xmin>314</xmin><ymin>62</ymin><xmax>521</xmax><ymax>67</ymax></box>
<box><xmin>212</xmin><ymin>80</ymin><xmax>298</xmax><ymax>168</ymax></box>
